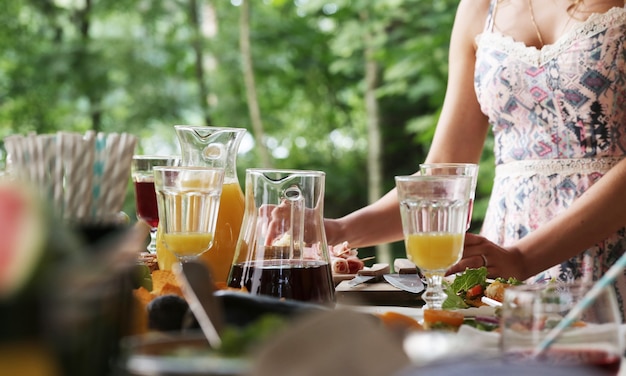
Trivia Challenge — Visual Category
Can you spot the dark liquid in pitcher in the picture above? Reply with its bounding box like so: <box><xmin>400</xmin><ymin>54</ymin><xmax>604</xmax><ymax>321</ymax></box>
<box><xmin>228</xmin><ymin>260</ymin><xmax>335</xmax><ymax>305</ymax></box>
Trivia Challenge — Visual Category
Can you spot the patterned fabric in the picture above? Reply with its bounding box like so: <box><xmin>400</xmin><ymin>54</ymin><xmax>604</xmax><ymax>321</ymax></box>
<box><xmin>474</xmin><ymin>3</ymin><xmax>626</xmax><ymax>315</ymax></box>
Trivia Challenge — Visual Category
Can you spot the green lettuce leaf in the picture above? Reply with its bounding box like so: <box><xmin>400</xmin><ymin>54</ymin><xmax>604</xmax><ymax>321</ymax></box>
<box><xmin>449</xmin><ymin>267</ymin><xmax>488</xmax><ymax>293</ymax></box>
<box><xmin>441</xmin><ymin>267</ymin><xmax>488</xmax><ymax>309</ymax></box>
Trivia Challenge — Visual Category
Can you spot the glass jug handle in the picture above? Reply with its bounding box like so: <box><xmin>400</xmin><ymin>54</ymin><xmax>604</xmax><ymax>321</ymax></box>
<box><xmin>285</xmin><ymin>185</ymin><xmax>305</xmax><ymax>259</ymax></box>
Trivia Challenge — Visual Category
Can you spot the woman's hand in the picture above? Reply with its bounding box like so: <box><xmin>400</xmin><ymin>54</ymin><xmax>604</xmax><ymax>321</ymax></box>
<box><xmin>446</xmin><ymin>233</ymin><xmax>528</xmax><ymax>280</ymax></box>
<box><xmin>262</xmin><ymin>201</ymin><xmax>321</xmax><ymax>246</ymax></box>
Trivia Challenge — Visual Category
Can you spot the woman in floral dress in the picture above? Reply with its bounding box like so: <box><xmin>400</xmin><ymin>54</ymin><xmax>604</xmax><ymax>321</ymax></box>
<box><xmin>325</xmin><ymin>0</ymin><xmax>626</xmax><ymax>314</ymax></box>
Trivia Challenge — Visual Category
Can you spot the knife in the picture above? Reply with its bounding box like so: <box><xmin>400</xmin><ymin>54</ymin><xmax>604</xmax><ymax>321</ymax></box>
<box><xmin>173</xmin><ymin>261</ymin><xmax>224</xmax><ymax>349</ymax></box>
<box><xmin>347</xmin><ymin>263</ymin><xmax>390</xmax><ymax>286</ymax></box>
<box><xmin>383</xmin><ymin>274</ymin><xmax>424</xmax><ymax>294</ymax></box>
<box><xmin>382</xmin><ymin>258</ymin><xmax>424</xmax><ymax>294</ymax></box>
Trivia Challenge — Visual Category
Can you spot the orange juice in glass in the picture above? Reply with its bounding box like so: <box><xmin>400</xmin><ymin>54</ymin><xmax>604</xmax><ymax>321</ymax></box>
<box><xmin>162</xmin><ymin>232</ymin><xmax>214</xmax><ymax>258</ymax></box>
<box><xmin>156</xmin><ymin>182</ymin><xmax>244</xmax><ymax>283</ymax></box>
<box><xmin>406</xmin><ymin>232</ymin><xmax>464</xmax><ymax>272</ymax></box>
<box><xmin>154</xmin><ymin>166</ymin><xmax>224</xmax><ymax>264</ymax></box>
<box><xmin>395</xmin><ymin>175</ymin><xmax>473</xmax><ymax>310</ymax></box>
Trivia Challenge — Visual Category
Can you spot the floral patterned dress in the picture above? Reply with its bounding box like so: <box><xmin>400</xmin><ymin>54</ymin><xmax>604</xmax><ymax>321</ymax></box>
<box><xmin>474</xmin><ymin>2</ymin><xmax>626</xmax><ymax>314</ymax></box>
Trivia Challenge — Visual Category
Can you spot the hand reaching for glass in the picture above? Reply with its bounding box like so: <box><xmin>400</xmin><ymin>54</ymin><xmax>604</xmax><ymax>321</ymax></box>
<box><xmin>261</xmin><ymin>200</ymin><xmax>321</xmax><ymax>247</ymax></box>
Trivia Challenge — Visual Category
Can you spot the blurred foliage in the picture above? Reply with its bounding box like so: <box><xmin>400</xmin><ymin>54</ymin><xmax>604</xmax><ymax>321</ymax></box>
<box><xmin>0</xmin><ymin>0</ymin><xmax>494</xmax><ymax>258</ymax></box>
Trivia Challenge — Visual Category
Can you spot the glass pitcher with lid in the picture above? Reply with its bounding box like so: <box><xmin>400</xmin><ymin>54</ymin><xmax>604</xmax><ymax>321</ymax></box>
<box><xmin>155</xmin><ymin>125</ymin><xmax>246</xmax><ymax>285</ymax></box>
<box><xmin>227</xmin><ymin>169</ymin><xmax>335</xmax><ymax>306</ymax></box>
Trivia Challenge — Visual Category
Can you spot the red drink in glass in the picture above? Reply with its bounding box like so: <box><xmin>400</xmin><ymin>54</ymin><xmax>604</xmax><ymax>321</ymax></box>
<box><xmin>134</xmin><ymin>180</ymin><xmax>158</xmax><ymax>228</ymax></box>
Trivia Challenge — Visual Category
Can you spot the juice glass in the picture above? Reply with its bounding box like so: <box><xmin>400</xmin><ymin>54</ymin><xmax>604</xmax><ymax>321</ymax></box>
<box><xmin>131</xmin><ymin>155</ymin><xmax>180</xmax><ymax>253</ymax></box>
<box><xmin>419</xmin><ymin>163</ymin><xmax>478</xmax><ymax>230</ymax></box>
<box><xmin>154</xmin><ymin>166</ymin><xmax>225</xmax><ymax>263</ymax></box>
<box><xmin>395</xmin><ymin>175</ymin><xmax>473</xmax><ymax>310</ymax></box>
<box><xmin>156</xmin><ymin>182</ymin><xmax>244</xmax><ymax>283</ymax></box>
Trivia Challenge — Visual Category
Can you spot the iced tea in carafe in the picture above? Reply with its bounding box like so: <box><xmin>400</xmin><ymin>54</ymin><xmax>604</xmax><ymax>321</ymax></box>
<box><xmin>156</xmin><ymin>125</ymin><xmax>245</xmax><ymax>285</ymax></box>
<box><xmin>227</xmin><ymin>169</ymin><xmax>335</xmax><ymax>305</ymax></box>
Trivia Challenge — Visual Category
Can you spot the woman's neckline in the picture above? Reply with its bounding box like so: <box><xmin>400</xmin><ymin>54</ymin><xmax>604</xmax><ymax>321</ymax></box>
<box><xmin>478</xmin><ymin>5</ymin><xmax>625</xmax><ymax>53</ymax></box>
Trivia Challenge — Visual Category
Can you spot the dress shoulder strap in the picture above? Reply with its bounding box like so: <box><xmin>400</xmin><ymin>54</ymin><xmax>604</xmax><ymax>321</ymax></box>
<box><xmin>484</xmin><ymin>0</ymin><xmax>498</xmax><ymax>33</ymax></box>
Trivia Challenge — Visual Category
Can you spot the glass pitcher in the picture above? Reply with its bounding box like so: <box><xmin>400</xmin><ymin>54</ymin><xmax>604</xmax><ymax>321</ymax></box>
<box><xmin>156</xmin><ymin>125</ymin><xmax>246</xmax><ymax>285</ymax></box>
<box><xmin>227</xmin><ymin>169</ymin><xmax>335</xmax><ymax>306</ymax></box>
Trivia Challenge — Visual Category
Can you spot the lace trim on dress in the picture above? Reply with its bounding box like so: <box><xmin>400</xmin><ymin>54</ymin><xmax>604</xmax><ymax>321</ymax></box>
<box><xmin>475</xmin><ymin>6</ymin><xmax>626</xmax><ymax>66</ymax></box>
<box><xmin>495</xmin><ymin>157</ymin><xmax>624</xmax><ymax>177</ymax></box>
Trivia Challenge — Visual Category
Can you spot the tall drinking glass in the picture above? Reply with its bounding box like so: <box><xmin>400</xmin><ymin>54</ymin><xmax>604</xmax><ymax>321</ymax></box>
<box><xmin>395</xmin><ymin>175</ymin><xmax>473</xmax><ymax>310</ymax></box>
<box><xmin>501</xmin><ymin>282</ymin><xmax>623</xmax><ymax>374</ymax></box>
<box><xmin>419</xmin><ymin>163</ymin><xmax>478</xmax><ymax>230</ymax></box>
<box><xmin>131</xmin><ymin>155</ymin><xmax>180</xmax><ymax>253</ymax></box>
<box><xmin>154</xmin><ymin>166</ymin><xmax>225</xmax><ymax>264</ymax></box>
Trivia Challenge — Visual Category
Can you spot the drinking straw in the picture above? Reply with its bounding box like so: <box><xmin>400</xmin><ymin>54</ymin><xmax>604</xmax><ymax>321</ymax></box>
<box><xmin>3</xmin><ymin>135</ymin><xmax>21</xmax><ymax>177</ymax></box>
<box><xmin>75</xmin><ymin>131</ymin><xmax>95</xmax><ymax>220</ymax></box>
<box><xmin>533</xmin><ymin>251</ymin><xmax>626</xmax><ymax>356</ymax></box>
<box><xmin>91</xmin><ymin>132</ymin><xmax>107</xmax><ymax>218</ymax></box>
<box><xmin>35</xmin><ymin>135</ymin><xmax>55</xmax><ymax>201</ymax></box>
<box><xmin>54</xmin><ymin>133</ymin><xmax>65</xmax><ymax>215</ymax></box>
<box><xmin>62</xmin><ymin>133</ymin><xmax>78</xmax><ymax>219</ymax></box>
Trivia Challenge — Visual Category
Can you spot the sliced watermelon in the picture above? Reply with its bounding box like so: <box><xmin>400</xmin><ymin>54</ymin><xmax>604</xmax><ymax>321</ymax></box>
<box><xmin>0</xmin><ymin>180</ymin><xmax>46</xmax><ymax>298</ymax></box>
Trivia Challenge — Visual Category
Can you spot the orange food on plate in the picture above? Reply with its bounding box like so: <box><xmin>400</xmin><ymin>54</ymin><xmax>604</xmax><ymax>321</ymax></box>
<box><xmin>151</xmin><ymin>270</ymin><xmax>179</xmax><ymax>294</ymax></box>
<box><xmin>423</xmin><ymin>309</ymin><xmax>465</xmax><ymax>331</ymax></box>
<box><xmin>377</xmin><ymin>311</ymin><xmax>423</xmax><ymax>331</ymax></box>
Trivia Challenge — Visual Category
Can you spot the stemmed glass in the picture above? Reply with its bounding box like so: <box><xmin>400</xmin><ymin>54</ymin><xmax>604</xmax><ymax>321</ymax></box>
<box><xmin>131</xmin><ymin>155</ymin><xmax>180</xmax><ymax>253</ymax></box>
<box><xmin>153</xmin><ymin>166</ymin><xmax>225</xmax><ymax>264</ymax></box>
<box><xmin>395</xmin><ymin>175</ymin><xmax>473</xmax><ymax>310</ymax></box>
<box><xmin>419</xmin><ymin>163</ymin><xmax>478</xmax><ymax>230</ymax></box>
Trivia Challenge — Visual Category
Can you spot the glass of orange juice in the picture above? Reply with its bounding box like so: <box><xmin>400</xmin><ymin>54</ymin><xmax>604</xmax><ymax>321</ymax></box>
<box><xmin>395</xmin><ymin>175</ymin><xmax>473</xmax><ymax>310</ymax></box>
<box><xmin>154</xmin><ymin>166</ymin><xmax>225</xmax><ymax>264</ymax></box>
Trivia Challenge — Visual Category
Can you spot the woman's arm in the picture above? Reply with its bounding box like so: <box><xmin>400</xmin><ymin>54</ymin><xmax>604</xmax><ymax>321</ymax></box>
<box><xmin>325</xmin><ymin>0</ymin><xmax>491</xmax><ymax>248</ymax></box>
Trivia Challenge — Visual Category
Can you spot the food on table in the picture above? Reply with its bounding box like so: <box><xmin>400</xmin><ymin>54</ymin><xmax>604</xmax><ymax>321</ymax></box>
<box><xmin>484</xmin><ymin>279</ymin><xmax>511</xmax><ymax>302</ymax></box>
<box><xmin>345</xmin><ymin>256</ymin><xmax>365</xmax><ymax>274</ymax></box>
<box><xmin>331</xmin><ymin>257</ymin><xmax>349</xmax><ymax>274</ymax></box>
<box><xmin>329</xmin><ymin>241</ymin><xmax>358</xmax><ymax>258</ymax></box>
<box><xmin>137</xmin><ymin>252</ymin><xmax>159</xmax><ymax>273</ymax></box>
<box><xmin>329</xmin><ymin>241</ymin><xmax>364</xmax><ymax>274</ymax></box>
<box><xmin>422</xmin><ymin>309</ymin><xmax>465</xmax><ymax>331</ymax></box>
<box><xmin>442</xmin><ymin>267</ymin><xmax>522</xmax><ymax>310</ymax></box>
<box><xmin>376</xmin><ymin>311</ymin><xmax>423</xmax><ymax>333</ymax></box>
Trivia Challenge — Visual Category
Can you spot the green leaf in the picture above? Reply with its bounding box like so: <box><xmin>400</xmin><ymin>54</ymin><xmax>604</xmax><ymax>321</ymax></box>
<box><xmin>449</xmin><ymin>267</ymin><xmax>489</xmax><ymax>293</ymax></box>
<box><xmin>133</xmin><ymin>264</ymin><xmax>153</xmax><ymax>292</ymax></box>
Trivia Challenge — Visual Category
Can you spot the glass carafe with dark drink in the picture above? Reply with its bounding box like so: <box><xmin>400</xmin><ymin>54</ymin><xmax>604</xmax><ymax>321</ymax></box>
<box><xmin>227</xmin><ymin>169</ymin><xmax>335</xmax><ymax>306</ymax></box>
<box><xmin>156</xmin><ymin>125</ymin><xmax>246</xmax><ymax>285</ymax></box>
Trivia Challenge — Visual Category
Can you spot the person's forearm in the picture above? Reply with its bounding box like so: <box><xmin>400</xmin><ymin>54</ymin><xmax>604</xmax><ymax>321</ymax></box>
<box><xmin>326</xmin><ymin>188</ymin><xmax>405</xmax><ymax>248</ymax></box>
<box><xmin>514</xmin><ymin>160</ymin><xmax>626</xmax><ymax>279</ymax></box>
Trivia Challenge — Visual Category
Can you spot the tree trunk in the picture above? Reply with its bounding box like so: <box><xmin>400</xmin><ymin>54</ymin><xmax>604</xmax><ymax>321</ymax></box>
<box><xmin>188</xmin><ymin>0</ymin><xmax>212</xmax><ymax>126</ymax></box>
<box><xmin>239</xmin><ymin>0</ymin><xmax>272</xmax><ymax>167</ymax></box>
<box><xmin>77</xmin><ymin>0</ymin><xmax>103</xmax><ymax>132</ymax></box>
<box><xmin>362</xmin><ymin>10</ymin><xmax>391</xmax><ymax>265</ymax></box>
